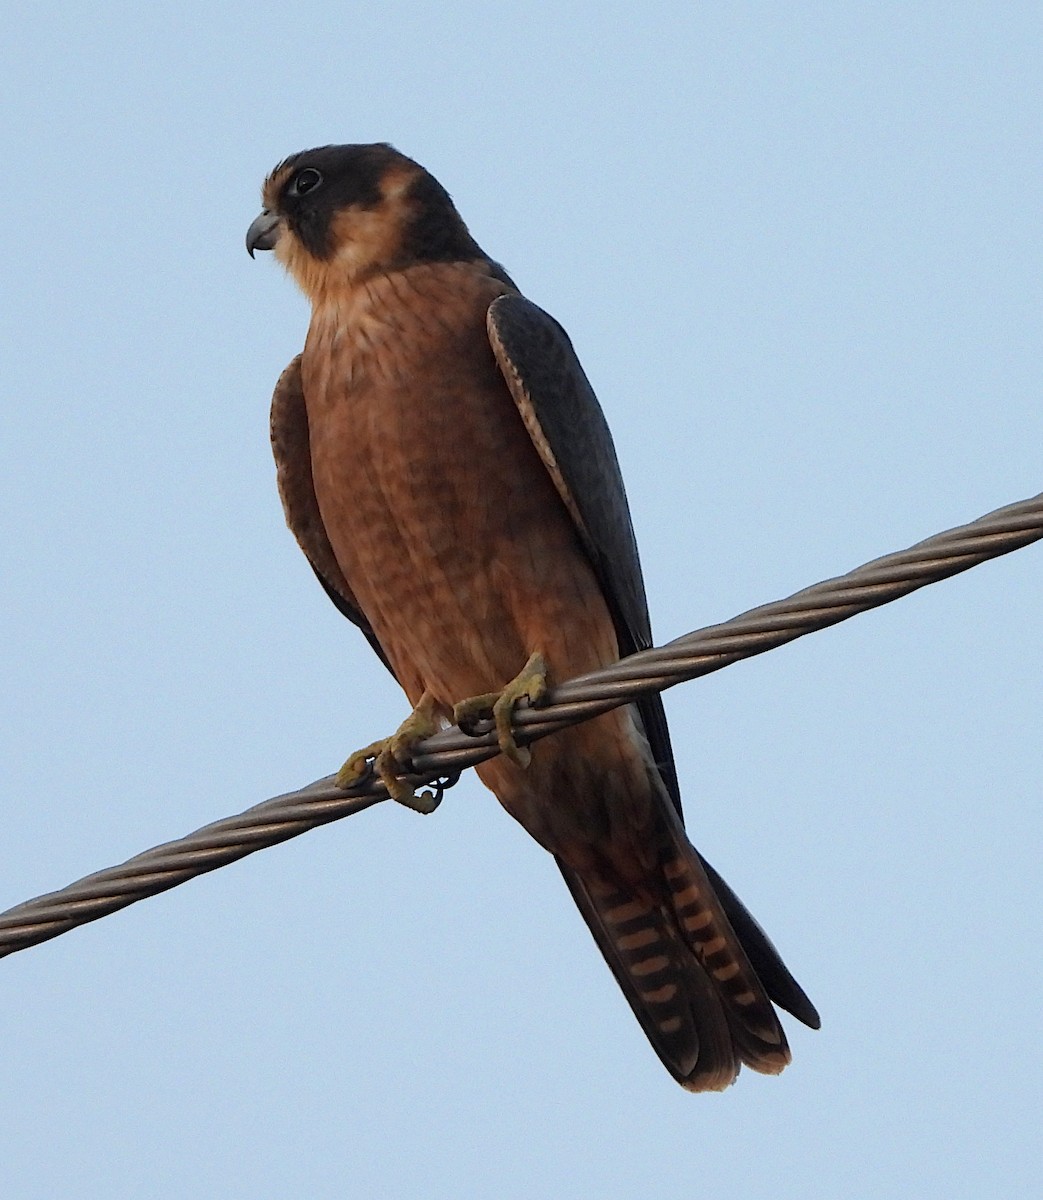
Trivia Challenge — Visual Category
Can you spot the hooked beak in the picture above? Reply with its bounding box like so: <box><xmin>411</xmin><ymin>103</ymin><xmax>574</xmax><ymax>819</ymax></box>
<box><xmin>246</xmin><ymin>209</ymin><xmax>282</xmax><ymax>257</ymax></box>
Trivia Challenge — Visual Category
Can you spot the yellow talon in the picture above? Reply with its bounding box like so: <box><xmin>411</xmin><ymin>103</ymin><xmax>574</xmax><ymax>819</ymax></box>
<box><xmin>335</xmin><ymin>691</ymin><xmax>442</xmax><ymax>813</ymax></box>
<box><xmin>452</xmin><ymin>651</ymin><xmax>549</xmax><ymax>767</ymax></box>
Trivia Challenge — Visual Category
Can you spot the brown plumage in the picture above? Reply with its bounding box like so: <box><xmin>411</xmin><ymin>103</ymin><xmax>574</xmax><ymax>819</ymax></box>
<box><xmin>249</xmin><ymin>143</ymin><xmax>818</xmax><ymax>1090</ymax></box>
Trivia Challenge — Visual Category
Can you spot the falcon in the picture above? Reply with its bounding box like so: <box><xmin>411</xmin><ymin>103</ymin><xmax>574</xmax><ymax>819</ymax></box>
<box><xmin>246</xmin><ymin>143</ymin><xmax>819</xmax><ymax>1090</ymax></box>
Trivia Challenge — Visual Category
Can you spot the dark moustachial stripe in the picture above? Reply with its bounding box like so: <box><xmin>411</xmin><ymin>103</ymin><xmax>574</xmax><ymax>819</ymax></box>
<box><xmin>275</xmin><ymin>145</ymin><xmax>389</xmax><ymax>260</ymax></box>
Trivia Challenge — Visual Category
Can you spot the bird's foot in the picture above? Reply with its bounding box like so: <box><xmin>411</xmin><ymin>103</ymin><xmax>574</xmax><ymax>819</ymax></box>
<box><xmin>452</xmin><ymin>652</ymin><xmax>549</xmax><ymax>767</ymax></box>
<box><xmin>334</xmin><ymin>691</ymin><xmax>443</xmax><ymax>814</ymax></box>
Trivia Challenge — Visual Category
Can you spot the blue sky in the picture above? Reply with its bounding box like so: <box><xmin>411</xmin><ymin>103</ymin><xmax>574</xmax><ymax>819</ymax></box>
<box><xmin>2</xmin><ymin>4</ymin><xmax>1040</xmax><ymax>1197</ymax></box>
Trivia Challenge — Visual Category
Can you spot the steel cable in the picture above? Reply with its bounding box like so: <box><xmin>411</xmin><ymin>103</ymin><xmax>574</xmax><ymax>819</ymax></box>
<box><xmin>1</xmin><ymin>489</ymin><xmax>1039</xmax><ymax>959</ymax></box>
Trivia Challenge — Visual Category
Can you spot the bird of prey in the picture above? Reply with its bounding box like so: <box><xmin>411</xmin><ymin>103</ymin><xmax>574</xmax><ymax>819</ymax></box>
<box><xmin>247</xmin><ymin>143</ymin><xmax>819</xmax><ymax>1090</ymax></box>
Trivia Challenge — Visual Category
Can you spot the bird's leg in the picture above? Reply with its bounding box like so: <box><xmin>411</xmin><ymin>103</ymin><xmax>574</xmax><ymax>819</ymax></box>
<box><xmin>335</xmin><ymin>690</ymin><xmax>442</xmax><ymax>814</ymax></box>
<box><xmin>452</xmin><ymin>651</ymin><xmax>549</xmax><ymax>768</ymax></box>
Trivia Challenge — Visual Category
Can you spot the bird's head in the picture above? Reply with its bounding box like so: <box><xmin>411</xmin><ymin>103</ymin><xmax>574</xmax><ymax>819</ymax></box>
<box><xmin>246</xmin><ymin>143</ymin><xmax>483</xmax><ymax>303</ymax></box>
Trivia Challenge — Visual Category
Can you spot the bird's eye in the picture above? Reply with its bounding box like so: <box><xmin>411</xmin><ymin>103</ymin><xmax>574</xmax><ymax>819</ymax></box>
<box><xmin>292</xmin><ymin>168</ymin><xmax>323</xmax><ymax>196</ymax></box>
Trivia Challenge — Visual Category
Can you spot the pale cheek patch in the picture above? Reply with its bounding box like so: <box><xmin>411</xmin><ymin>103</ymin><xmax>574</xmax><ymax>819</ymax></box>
<box><xmin>275</xmin><ymin>234</ymin><xmax>330</xmax><ymax>304</ymax></box>
<box><xmin>326</xmin><ymin>166</ymin><xmax>419</xmax><ymax>278</ymax></box>
<box><xmin>329</xmin><ymin>207</ymin><xmax>398</xmax><ymax>277</ymax></box>
<box><xmin>329</xmin><ymin>189</ymin><xmax>413</xmax><ymax>277</ymax></box>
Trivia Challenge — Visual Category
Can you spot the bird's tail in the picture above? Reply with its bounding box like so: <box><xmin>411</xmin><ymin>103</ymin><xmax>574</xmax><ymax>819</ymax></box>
<box><xmin>557</xmin><ymin>807</ymin><xmax>818</xmax><ymax>1091</ymax></box>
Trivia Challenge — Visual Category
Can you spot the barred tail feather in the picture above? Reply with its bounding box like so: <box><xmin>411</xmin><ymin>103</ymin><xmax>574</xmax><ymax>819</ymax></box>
<box><xmin>659</xmin><ymin>832</ymin><xmax>792</xmax><ymax>1077</ymax></box>
<box><xmin>698</xmin><ymin>853</ymin><xmax>821</xmax><ymax>1030</ymax></box>
<box><xmin>557</xmin><ymin>815</ymin><xmax>805</xmax><ymax>1088</ymax></box>
<box><xmin>558</xmin><ymin>863</ymin><xmax>742</xmax><ymax>1091</ymax></box>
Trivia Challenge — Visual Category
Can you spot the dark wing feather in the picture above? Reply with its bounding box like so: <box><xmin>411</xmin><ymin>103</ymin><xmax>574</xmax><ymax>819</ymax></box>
<box><xmin>486</xmin><ymin>296</ymin><xmax>651</xmax><ymax>647</ymax></box>
<box><xmin>487</xmin><ymin>296</ymin><xmax>819</xmax><ymax>1030</ymax></box>
<box><xmin>269</xmin><ymin>356</ymin><xmax>396</xmax><ymax>677</ymax></box>
<box><xmin>487</xmin><ymin>294</ymin><xmax>683</xmax><ymax>810</ymax></box>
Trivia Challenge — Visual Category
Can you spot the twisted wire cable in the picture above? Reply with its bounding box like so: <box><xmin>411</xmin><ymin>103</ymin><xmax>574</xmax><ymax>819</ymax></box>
<box><xmin>2</xmin><ymin>489</ymin><xmax>1040</xmax><ymax>959</ymax></box>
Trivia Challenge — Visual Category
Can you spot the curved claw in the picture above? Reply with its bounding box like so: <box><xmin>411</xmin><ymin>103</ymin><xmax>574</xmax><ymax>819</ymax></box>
<box><xmin>335</xmin><ymin>692</ymin><xmax>443</xmax><ymax>813</ymax></box>
<box><xmin>452</xmin><ymin>652</ymin><xmax>548</xmax><ymax>767</ymax></box>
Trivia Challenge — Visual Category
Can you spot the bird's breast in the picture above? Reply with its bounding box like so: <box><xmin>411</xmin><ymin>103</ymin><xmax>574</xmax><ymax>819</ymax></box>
<box><xmin>300</xmin><ymin>263</ymin><xmax>589</xmax><ymax>694</ymax></box>
<box><xmin>301</xmin><ymin>260</ymin><xmax>619</xmax><ymax>705</ymax></box>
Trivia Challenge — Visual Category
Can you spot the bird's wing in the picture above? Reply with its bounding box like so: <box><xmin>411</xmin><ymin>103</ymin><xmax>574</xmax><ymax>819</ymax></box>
<box><xmin>486</xmin><ymin>294</ymin><xmax>683</xmax><ymax>808</ymax></box>
<box><xmin>269</xmin><ymin>356</ymin><xmax>396</xmax><ymax>676</ymax></box>
<box><xmin>487</xmin><ymin>296</ymin><xmax>820</xmax><ymax>1031</ymax></box>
